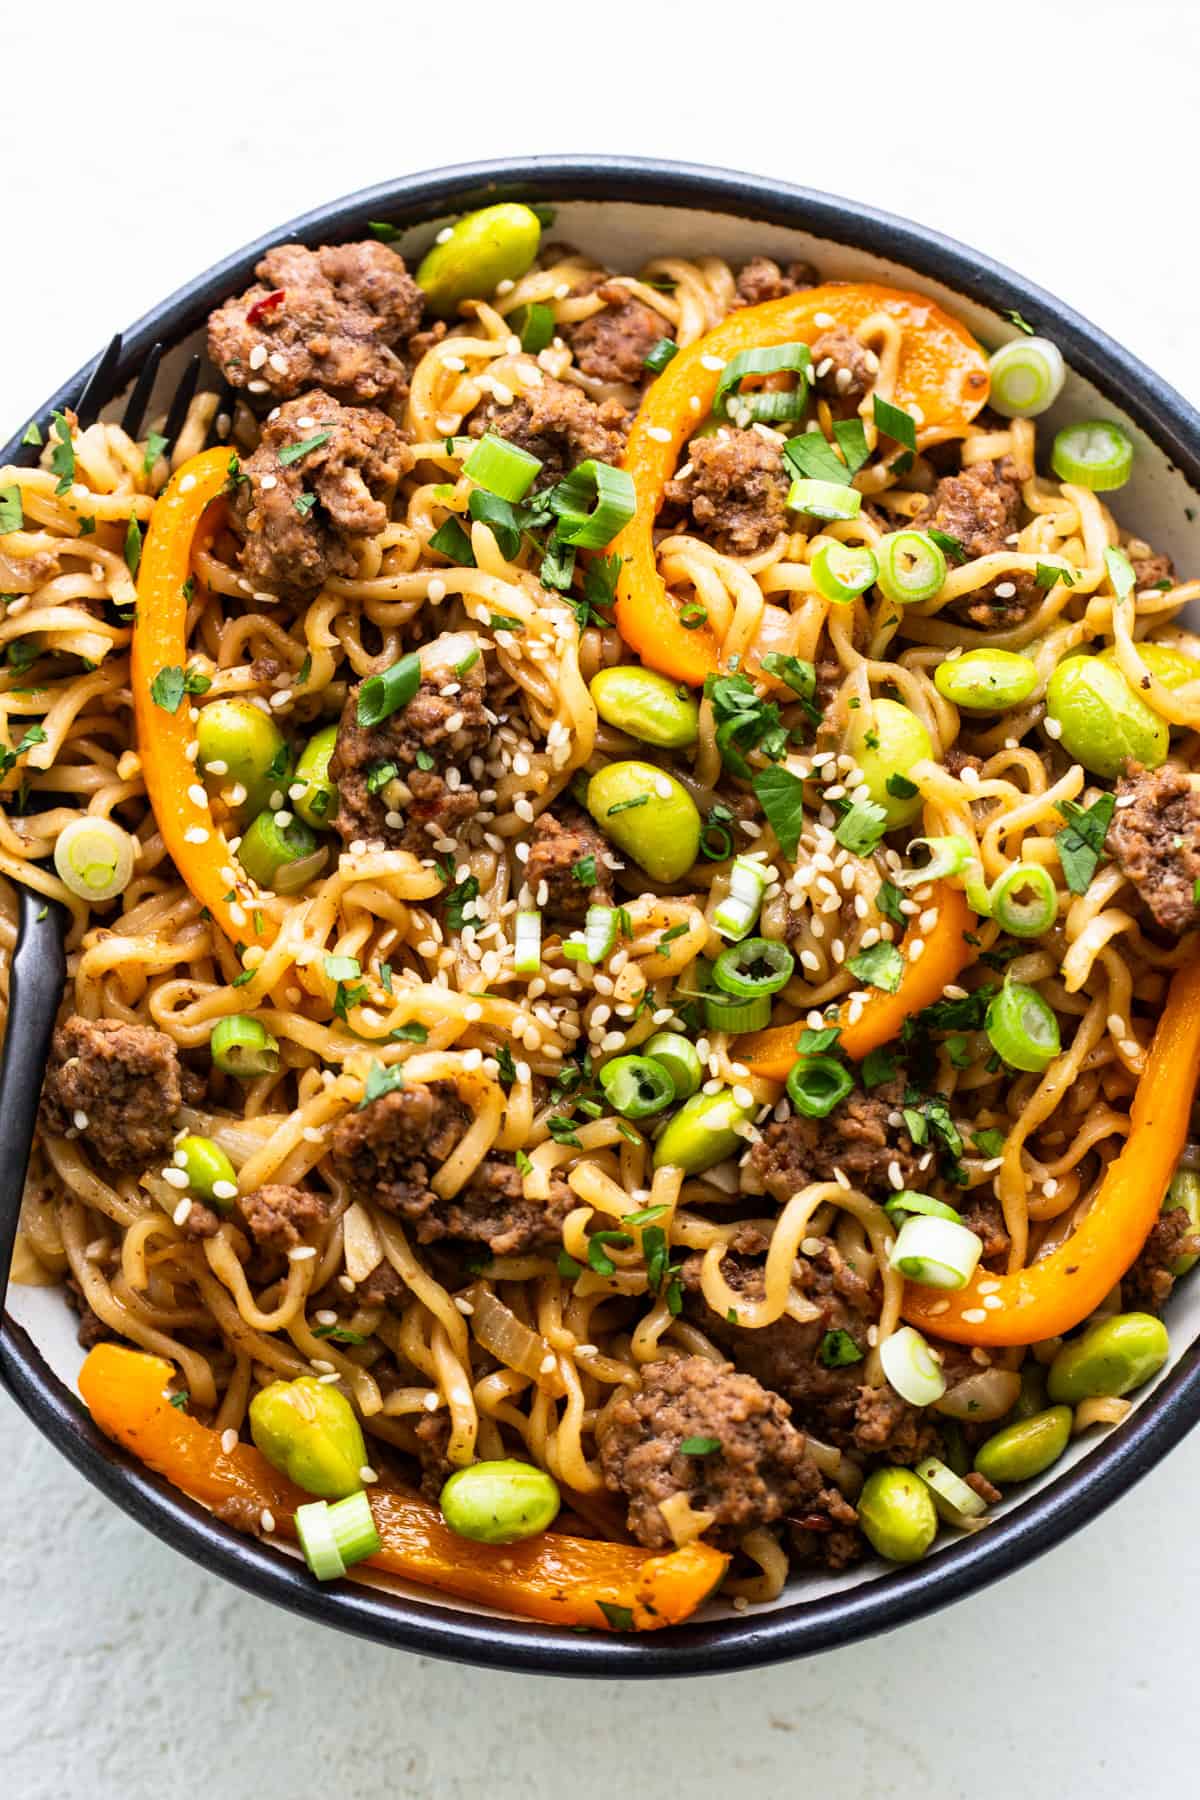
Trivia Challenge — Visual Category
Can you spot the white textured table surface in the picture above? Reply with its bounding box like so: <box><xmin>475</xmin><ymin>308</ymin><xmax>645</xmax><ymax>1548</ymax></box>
<box><xmin>3</xmin><ymin>2</ymin><xmax>1199</xmax><ymax>1794</ymax></box>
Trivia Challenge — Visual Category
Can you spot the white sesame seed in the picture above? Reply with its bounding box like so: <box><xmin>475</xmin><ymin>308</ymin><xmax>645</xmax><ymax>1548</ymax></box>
<box><xmin>646</xmin><ymin>425</ymin><xmax>672</xmax><ymax>443</ymax></box>
<box><xmin>72</xmin><ymin>1109</ymin><xmax>89</xmax><ymax>1130</ymax></box>
<box><xmin>247</xmin><ymin>379</ymin><xmax>269</xmax><ymax>395</ymax></box>
<box><xmin>221</xmin><ymin>1428</ymin><xmax>239</xmax><ymax>1454</ymax></box>
<box><xmin>359</xmin><ymin>1465</ymin><xmax>378</xmax><ymax>1484</ymax></box>
<box><xmin>1044</xmin><ymin>717</ymin><xmax>1063</xmax><ymax>740</ymax></box>
<box><xmin>178</xmin><ymin>473</ymin><xmax>196</xmax><ymax>494</ymax></box>
<box><xmin>269</xmin><ymin>690</ymin><xmax>292</xmax><ymax>710</ymax></box>
<box><xmin>814</xmin><ymin>312</ymin><xmax>836</xmax><ymax>328</ymax></box>
<box><xmin>248</xmin><ymin>344</ymin><xmax>268</xmax><ymax>370</ymax></box>
<box><xmin>212</xmin><ymin>1179</ymin><xmax>238</xmax><ymax>1202</ymax></box>
<box><xmin>172</xmin><ymin>1197</ymin><xmax>193</xmax><ymax>1226</ymax></box>
<box><xmin>962</xmin><ymin>1309</ymin><xmax>988</xmax><ymax>1324</ymax></box>
<box><xmin>994</xmin><ymin>581</ymin><xmax>1017</xmax><ymax>599</ymax></box>
<box><xmin>259</xmin><ymin>473</ymin><xmax>278</xmax><ymax>492</ymax></box>
<box><xmin>260</xmin><ymin>1509</ymin><xmax>276</xmax><ymax>1533</ymax></box>
<box><xmin>184</xmin><ymin>826</ymin><xmax>209</xmax><ymax>844</ymax></box>
<box><xmin>162</xmin><ymin>1166</ymin><xmax>189</xmax><ymax>1190</ymax></box>
<box><xmin>288</xmin><ymin>1245</ymin><xmax>317</xmax><ymax>1261</ymax></box>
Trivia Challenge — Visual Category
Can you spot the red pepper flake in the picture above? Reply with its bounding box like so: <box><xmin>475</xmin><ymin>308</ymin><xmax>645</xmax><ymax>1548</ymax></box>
<box><xmin>245</xmin><ymin>289</ymin><xmax>285</xmax><ymax>325</ymax></box>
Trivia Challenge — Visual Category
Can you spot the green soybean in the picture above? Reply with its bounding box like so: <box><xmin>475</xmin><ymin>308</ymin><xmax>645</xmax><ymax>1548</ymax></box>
<box><xmin>973</xmin><ymin>1405</ymin><xmax>1072</xmax><ymax>1485</ymax></box>
<box><xmin>1012</xmin><ymin>1362</ymin><xmax>1048</xmax><ymax>1421</ymax></box>
<box><xmin>1046</xmin><ymin>1312</ymin><xmax>1170</xmax><ymax>1403</ymax></box>
<box><xmin>292</xmin><ymin>724</ymin><xmax>339</xmax><ymax>830</ymax></box>
<box><xmin>935</xmin><ymin>649</ymin><xmax>1040</xmax><ymax>711</ymax></box>
<box><xmin>589</xmin><ymin>666</ymin><xmax>700</xmax><ymax>749</ymax></box>
<box><xmin>1098</xmin><ymin>642</ymin><xmax>1200</xmax><ymax>691</ymax></box>
<box><xmin>175</xmin><ymin>1134</ymin><xmax>238</xmax><ymax>1209</ymax></box>
<box><xmin>857</xmin><ymin>1467</ymin><xmax>938</xmax><ymax>1563</ymax></box>
<box><xmin>439</xmin><ymin>1458</ymin><xmax>561</xmax><ymax>1544</ymax></box>
<box><xmin>417</xmin><ymin>204</ymin><xmax>542</xmax><ymax>318</ymax></box>
<box><xmin>1163</xmin><ymin>1169</ymin><xmax>1200</xmax><ymax>1276</ymax></box>
<box><xmin>196</xmin><ymin>697</ymin><xmax>289</xmax><ymax>821</ymax></box>
<box><xmin>1045</xmin><ymin>655</ymin><xmax>1168</xmax><ymax>779</ymax></box>
<box><xmin>847</xmin><ymin>697</ymin><xmax>932</xmax><ymax>828</ymax></box>
<box><xmin>652</xmin><ymin>1088</ymin><xmax>757</xmax><ymax>1175</ymax></box>
<box><xmin>249</xmin><ymin>1376</ymin><xmax>368</xmax><ymax>1500</ymax></box>
<box><xmin>586</xmin><ymin>760</ymin><xmax>701</xmax><ymax>883</ymax></box>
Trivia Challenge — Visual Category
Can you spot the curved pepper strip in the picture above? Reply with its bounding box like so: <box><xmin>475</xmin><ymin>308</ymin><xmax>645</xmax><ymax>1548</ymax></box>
<box><xmin>904</xmin><ymin>954</ymin><xmax>1200</xmax><ymax>1346</ymax></box>
<box><xmin>79</xmin><ymin>1345</ymin><xmax>728</xmax><ymax>1631</ymax></box>
<box><xmin>737</xmin><ymin>882</ymin><xmax>976</xmax><ymax>1080</ymax></box>
<box><xmin>131</xmin><ymin>448</ymin><xmax>267</xmax><ymax>949</ymax></box>
<box><xmin>613</xmin><ymin>282</ymin><xmax>991</xmax><ymax>685</ymax></box>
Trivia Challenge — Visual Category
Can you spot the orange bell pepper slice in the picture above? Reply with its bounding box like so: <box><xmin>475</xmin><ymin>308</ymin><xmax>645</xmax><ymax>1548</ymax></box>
<box><xmin>613</xmin><ymin>282</ymin><xmax>991</xmax><ymax>686</ymax></box>
<box><xmin>79</xmin><ymin>1344</ymin><xmax>728</xmax><ymax>1631</ymax></box>
<box><xmin>131</xmin><ymin>447</ymin><xmax>267</xmax><ymax>949</ymax></box>
<box><xmin>904</xmin><ymin>953</ymin><xmax>1200</xmax><ymax>1347</ymax></box>
<box><xmin>737</xmin><ymin>882</ymin><xmax>976</xmax><ymax>1080</ymax></box>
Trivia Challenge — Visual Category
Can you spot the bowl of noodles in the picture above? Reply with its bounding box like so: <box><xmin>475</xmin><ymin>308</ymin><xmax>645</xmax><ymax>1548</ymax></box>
<box><xmin>3</xmin><ymin>157</ymin><xmax>1200</xmax><ymax>1675</ymax></box>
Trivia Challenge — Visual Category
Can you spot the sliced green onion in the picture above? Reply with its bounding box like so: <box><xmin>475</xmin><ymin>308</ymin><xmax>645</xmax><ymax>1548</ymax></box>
<box><xmin>643</xmin><ymin>1032</ymin><xmax>702</xmax><ymax>1100</ymax></box>
<box><xmin>643</xmin><ymin>337</ymin><xmax>678</xmax><ymax>375</ymax></box>
<box><xmin>884</xmin><ymin>1189</ymin><xmax>963</xmax><ymax>1225</ymax></box>
<box><xmin>549</xmin><ymin>460</ymin><xmax>636</xmax><ymax>548</ymax></box>
<box><xmin>891</xmin><ymin>1215</ymin><xmax>983</xmax><ymax>1290</ymax></box>
<box><xmin>915</xmin><ymin>1455</ymin><xmax>988</xmax><ymax>1526</ymax></box>
<box><xmin>713</xmin><ymin>937</ymin><xmax>794</xmax><ymax>999</ymax></box>
<box><xmin>985</xmin><ymin>981</ymin><xmax>1061</xmax><ymax>1072</ymax></box>
<box><xmin>238</xmin><ymin>811</ymin><xmax>326</xmax><ymax>894</ymax></box>
<box><xmin>356</xmin><ymin>652</ymin><xmax>422</xmax><ymax>728</ymax></box>
<box><xmin>328</xmin><ymin>1488</ymin><xmax>381</xmax><ymax>1564</ymax></box>
<box><xmin>512</xmin><ymin>909</ymin><xmax>542</xmax><ymax>974</ymax></box>
<box><xmin>896</xmin><ymin>835</ymin><xmax>976</xmax><ymax>888</ymax></box>
<box><xmin>713</xmin><ymin>342</ymin><xmax>811</xmax><ymax>425</ymax></box>
<box><xmin>563</xmin><ymin>904</ymin><xmax>617</xmax><ymax>966</ymax></box>
<box><xmin>296</xmin><ymin>1490</ymin><xmax>381</xmax><ymax>1582</ymax></box>
<box><xmin>599</xmin><ymin>1054</ymin><xmax>676</xmax><ymax>1119</ymax></box>
<box><xmin>512</xmin><ymin>302</ymin><xmax>555</xmax><ymax>354</ymax></box>
<box><xmin>879</xmin><ymin>1325</ymin><xmax>947</xmax><ymax>1406</ymax></box>
<box><xmin>876</xmin><ymin>530</ymin><xmax>947</xmax><ymax>604</ymax></box>
<box><xmin>987</xmin><ymin>337</ymin><xmax>1065</xmax><ymax>419</ymax></box>
<box><xmin>53</xmin><ymin>816</ymin><xmax>136</xmax><ymax>902</ymax></box>
<box><xmin>786</xmin><ymin>1056</ymin><xmax>854</xmax><ymax>1118</ymax></box>
<box><xmin>786</xmin><ymin>478</ymin><xmax>863</xmax><ymax>522</ymax></box>
<box><xmin>703</xmin><ymin>991</ymin><xmax>772</xmax><ymax>1033</ymax></box>
<box><xmin>210</xmin><ymin>1014</ymin><xmax>280</xmax><ymax>1077</ymax></box>
<box><xmin>989</xmin><ymin>862</ymin><xmax>1058</xmax><ymax>938</ymax></box>
<box><xmin>463</xmin><ymin>432</ymin><xmax>542</xmax><ymax>502</ymax></box>
<box><xmin>811</xmin><ymin>541</ymin><xmax>878</xmax><ymax>605</ymax></box>
<box><xmin>712</xmin><ymin>855</ymin><xmax>768</xmax><ymax>940</ymax></box>
<box><xmin>1050</xmin><ymin>421</ymin><xmax>1134</xmax><ymax>492</ymax></box>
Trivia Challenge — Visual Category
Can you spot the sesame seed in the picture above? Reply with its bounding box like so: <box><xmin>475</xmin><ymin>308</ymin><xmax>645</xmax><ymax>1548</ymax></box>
<box><xmin>260</xmin><ymin>1509</ymin><xmax>276</xmax><ymax>1533</ymax></box>
<box><xmin>212</xmin><ymin>1179</ymin><xmax>238</xmax><ymax>1202</ymax></box>
<box><xmin>172</xmin><ymin>1197</ymin><xmax>193</xmax><ymax>1226</ymax></box>
<box><xmin>72</xmin><ymin>1108</ymin><xmax>89</xmax><ymax>1130</ymax></box>
<box><xmin>221</xmin><ymin>1428</ymin><xmax>239</xmax><ymax>1454</ymax></box>
<box><xmin>961</xmin><ymin>1308</ymin><xmax>988</xmax><ymax>1324</ymax></box>
<box><xmin>178</xmin><ymin>473</ymin><xmax>196</xmax><ymax>494</ymax></box>
<box><xmin>269</xmin><ymin>690</ymin><xmax>292</xmax><ymax>710</ymax></box>
<box><xmin>1044</xmin><ymin>717</ymin><xmax>1063</xmax><ymax>740</ymax></box>
<box><xmin>187</xmin><ymin>783</ymin><xmax>207</xmax><ymax>808</ymax></box>
<box><xmin>289</xmin><ymin>1245</ymin><xmax>317</xmax><ymax>1261</ymax></box>
<box><xmin>318</xmin><ymin>1371</ymin><xmax>341</xmax><ymax>1385</ymax></box>
<box><xmin>359</xmin><ymin>1465</ymin><xmax>378</xmax><ymax>1484</ymax></box>
<box><xmin>184</xmin><ymin>826</ymin><xmax>209</xmax><ymax>844</ymax></box>
<box><xmin>645</xmin><ymin>425</ymin><xmax>672</xmax><ymax>443</ymax></box>
<box><xmin>427</xmin><ymin>577</ymin><xmax>446</xmax><ymax>601</ymax></box>
<box><xmin>814</xmin><ymin>312</ymin><xmax>835</xmax><ymax>328</ymax></box>
<box><xmin>982</xmin><ymin>1295</ymin><xmax>1004</xmax><ymax>1311</ymax></box>
<box><xmin>311</xmin><ymin>1359</ymin><xmax>335</xmax><ymax>1374</ymax></box>
<box><xmin>162</xmin><ymin>1166</ymin><xmax>190</xmax><ymax>1190</ymax></box>
<box><xmin>247</xmin><ymin>379</ymin><xmax>269</xmax><ymax>395</ymax></box>
<box><xmin>994</xmin><ymin>581</ymin><xmax>1016</xmax><ymax>598</ymax></box>
<box><xmin>249</xmin><ymin>344</ymin><xmax>268</xmax><ymax>370</ymax></box>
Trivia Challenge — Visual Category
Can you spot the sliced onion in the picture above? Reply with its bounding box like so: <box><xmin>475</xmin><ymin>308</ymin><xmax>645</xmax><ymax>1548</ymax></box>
<box><xmin>469</xmin><ymin>1284</ymin><xmax>565</xmax><ymax>1396</ymax></box>
<box><xmin>54</xmin><ymin>816</ymin><xmax>136</xmax><ymax>902</ymax></box>
<box><xmin>934</xmin><ymin>1368</ymin><xmax>1021</xmax><ymax>1421</ymax></box>
<box><xmin>916</xmin><ymin>1455</ymin><xmax>988</xmax><ymax>1526</ymax></box>
<box><xmin>879</xmin><ymin>1325</ymin><xmax>947</xmax><ymax>1406</ymax></box>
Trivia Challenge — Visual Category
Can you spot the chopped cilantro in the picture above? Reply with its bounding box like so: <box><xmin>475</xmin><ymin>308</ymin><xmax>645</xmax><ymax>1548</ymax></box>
<box><xmin>875</xmin><ymin>880</ymin><xmax>906</xmax><ymax>927</ymax></box>
<box><xmin>873</xmin><ymin>394</ymin><xmax>917</xmax><ymax>453</ymax></box>
<box><xmin>124</xmin><ymin>516</ymin><xmax>142</xmax><ymax>577</ymax></box>
<box><xmin>571</xmin><ymin>853</ymin><xmax>597</xmax><ymax>888</ymax></box>
<box><xmin>848</xmin><ymin>941</ymin><xmax>904</xmax><ymax>993</ymax></box>
<box><xmin>860</xmin><ymin>1045</ymin><xmax>899</xmax><ymax>1088</ymax></box>
<box><xmin>705</xmin><ymin>672</ymin><xmax>787</xmax><ymax>776</ymax></box>
<box><xmin>972</xmin><ymin>1128</ymin><xmax>1006</xmax><ymax>1158</ymax></box>
<box><xmin>49</xmin><ymin>411</ymin><xmax>75</xmax><ymax>494</ymax></box>
<box><xmin>679</xmin><ymin>1435</ymin><xmax>721</xmax><ymax>1456</ymax></box>
<box><xmin>1055</xmin><ymin>793</ymin><xmax>1116</xmax><ymax>895</ymax></box>
<box><xmin>277</xmin><ymin>430</ymin><xmax>333</xmax><ymax>467</ymax></box>
<box><xmin>818</xmin><ymin>1329</ymin><xmax>863</xmax><ymax>1368</ymax></box>
<box><xmin>359</xmin><ymin>1060</ymin><xmax>405</xmax><ymax>1107</ymax></box>
<box><xmin>0</xmin><ymin>486</ymin><xmax>23</xmax><ymax>533</ymax></box>
<box><xmin>834</xmin><ymin>798</ymin><xmax>889</xmax><ymax>856</ymax></box>
<box><xmin>752</xmin><ymin>765</ymin><xmax>807</xmax><ymax>860</ymax></box>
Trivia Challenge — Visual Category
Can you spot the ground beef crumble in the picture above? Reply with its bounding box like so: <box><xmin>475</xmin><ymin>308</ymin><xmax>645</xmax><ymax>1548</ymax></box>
<box><xmin>750</xmin><ymin>1080</ymin><xmax>922</xmax><ymax>1202</ymax></box>
<box><xmin>236</xmin><ymin>1184</ymin><xmax>329</xmax><ymax>1254</ymax></box>
<box><xmin>810</xmin><ymin>326</ymin><xmax>876</xmax><ymax>414</ymax></box>
<box><xmin>468</xmin><ymin>376</ymin><xmax>628</xmax><ymax>487</ymax></box>
<box><xmin>40</xmin><ymin>1016</ymin><xmax>182</xmax><ymax>1172</ymax></box>
<box><xmin>523</xmin><ymin>806</ymin><xmax>614</xmax><ymax>923</ymax></box>
<box><xmin>664</xmin><ymin>428</ymin><xmax>790</xmax><ymax>555</ymax></box>
<box><xmin>207</xmin><ymin>239</ymin><xmax>423</xmax><ymax>409</ymax></box>
<box><xmin>913</xmin><ymin>457</ymin><xmax>1040</xmax><ymax>628</ymax></box>
<box><xmin>1108</xmin><ymin>762</ymin><xmax>1200</xmax><ymax>935</ymax></box>
<box><xmin>563</xmin><ymin>279</ymin><xmax>666</xmax><ymax>385</ymax></box>
<box><xmin>733</xmin><ymin>257</ymin><xmax>817</xmax><ymax>307</ymax></box>
<box><xmin>1124</xmin><ymin>1205</ymin><xmax>1200</xmax><ymax>1312</ymax></box>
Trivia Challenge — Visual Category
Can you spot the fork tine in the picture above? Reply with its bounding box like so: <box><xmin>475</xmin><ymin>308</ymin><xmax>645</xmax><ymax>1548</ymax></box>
<box><xmin>74</xmin><ymin>332</ymin><xmax>123</xmax><ymax>429</ymax></box>
<box><xmin>120</xmin><ymin>341</ymin><xmax>164</xmax><ymax>439</ymax></box>
<box><xmin>160</xmin><ymin>354</ymin><xmax>201</xmax><ymax>456</ymax></box>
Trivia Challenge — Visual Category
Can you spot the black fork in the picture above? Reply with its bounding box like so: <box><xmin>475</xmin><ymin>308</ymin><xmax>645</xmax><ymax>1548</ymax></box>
<box><xmin>0</xmin><ymin>335</ymin><xmax>226</xmax><ymax>1301</ymax></box>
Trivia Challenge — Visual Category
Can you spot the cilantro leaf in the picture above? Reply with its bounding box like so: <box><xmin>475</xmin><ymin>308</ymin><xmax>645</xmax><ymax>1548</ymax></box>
<box><xmin>142</xmin><ymin>430</ymin><xmax>168</xmax><ymax>475</ymax></box>
<box><xmin>1055</xmin><ymin>793</ymin><xmax>1116</xmax><ymax>896</ymax></box>
<box><xmin>359</xmin><ymin>1061</ymin><xmax>405</xmax><ymax>1108</ymax></box>
<box><xmin>571</xmin><ymin>853</ymin><xmax>597</xmax><ymax>888</ymax></box>
<box><xmin>124</xmin><ymin>516</ymin><xmax>142</xmax><ymax>577</ymax></box>
<box><xmin>49</xmin><ymin>411</ymin><xmax>75</xmax><ymax>495</ymax></box>
<box><xmin>679</xmin><ymin>1435</ymin><xmax>721</xmax><ymax>1456</ymax></box>
<box><xmin>21</xmin><ymin>421</ymin><xmax>42</xmax><ymax>447</ymax></box>
<box><xmin>752</xmin><ymin>765</ymin><xmax>806</xmax><ymax>861</ymax></box>
<box><xmin>0</xmin><ymin>486</ymin><xmax>23</xmax><ymax>533</ymax></box>
<box><xmin>875</xmin><ymin>880</ymin><xmax>906</xmax><ymax>927</ymax></box>
<box><xmin>873</xmin><ymin>394</ymin><xmax>917</xmax><ymax>453</ymax></box>
<box><xmin>1036</xmin><ymin>561</ymin><xmax>1076</xmax><ymax>590</ymax></box>
<box><xmin>972</xmin><ymin>1127</ymin><xmax>1006</xmax><ymax>1158</ymax></box>
<box><xmin>834</xmin><ymin>798</ymin><xmax>889</xmax><ymax>856</ymax></box>
<box><xmin>706</xmin><ymin>673</ymin><xmax>787</xmax><ymax>776</ymax></box>
<box><xmin>277</xmin><ymin>430</ymin><xmax>333</xmax><ymax>468</ymax></box>
<box><xmin>860</xmin><ymin>1045</ymin><xmax>899</xmax><ymax>1087</ymax></box>
<box><xmin>847</xmin><ymin>941</ymin><xmax>904</xmax><ymax>993</ymax></box>
<box><xmin>818</xmin><ymin>1329</ymin><xmax>863</xmax><ymax>1368</ymax></box>
<box><xmin>0</xmin><ymin>723</ymin><xmax>47</xmax><ymax>777</ymax></box>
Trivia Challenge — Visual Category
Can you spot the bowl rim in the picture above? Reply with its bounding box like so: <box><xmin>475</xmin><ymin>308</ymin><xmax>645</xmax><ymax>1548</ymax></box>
<box><xmin>4</xmin><ymin>153</ymin><xmax>1200</xmax><ymax>1678</ymax></box>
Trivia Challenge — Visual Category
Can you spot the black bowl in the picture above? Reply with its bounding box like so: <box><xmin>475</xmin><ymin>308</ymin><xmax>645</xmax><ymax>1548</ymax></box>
<box><xmin>5</xmin><ymin>155</ymin><xmax>1200</xmax><ymax>1677</ymax></box>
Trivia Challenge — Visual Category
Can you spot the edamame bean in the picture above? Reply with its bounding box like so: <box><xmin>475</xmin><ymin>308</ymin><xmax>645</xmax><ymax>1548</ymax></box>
<box><xmin>1046</xmin><ymin>1312</ymin><xmax>1169</xmax><ymax>1403</ymax></box>
<box><xmin>934</xmin><ymin>649</ymin><xmax>1040</xmax><ymax>711</ymax></box>
<box><xmin>586</xmin><ymin>760</ymin><xmax>701</xmax><ymax>883</ymax></box>
<box><xmin>292</xmin><ymin>724</ymin><xmax>339</xmax><ymax>829</ymax></box>
<box><xmin>1098</xmin><ymin>642</ymin><xmax>1200</xmax><ymax>691</ymax></box>
<box><xmin>857</xmin><ymin>1467</ymin><xmax>938</xmax><ymax>1563</ymax></box>
<box><xmin>197</xmin><ymin>698</ymin><xmax>290</xmax><ymax>821</ymax></box>
<box><xmin>1163</xmin><ymin>1169</ymin><xmax>1200</xmax><ymax>1276</ymax></box>
<box><xmin>589</xmin><ymin>666</ymin><xmax>700</xmax><ymax>749</ymax></box>
<box><xmin>847</xmin><ymin>697</ymin><xmax>932</xmax><ymax>828</ymax></box>
<box><xmin>249</xmin><ymin>1376</ymin><xmax>368</xmax><ymax>1500</ymax></box>
<box><xmin>973</xmin><ymin>1405</ymin><xmax>1072</xmax><ymax>1485</ymax></box>
<box><xmin>653</xmin><ymin>1088</ymin><xmax>757</xmax><ymax>1174</ymax></box>
<box><xmin>175</xmin><ymin>1134</ymin><xmax>238</xmax><ymax>1210</ymax></box>
<box><xmin>1045</xmin><ymin>655</ymin><xmax>1168</xmax><ymax>779</ymax></box>
<box><xmin>1012</xmin><ymin>1362</ymin><xmax>1048</xmax><ymax>1421</ymax></box>
<box><xmin>417</xmin><ymin>204</ymin><xmax>542</xmax><ymax>318</ymax></box>
<box><xmin>439</xmin><ymin>1458</ymin><xmax>561</xmax><ymax>1544</ymax></box>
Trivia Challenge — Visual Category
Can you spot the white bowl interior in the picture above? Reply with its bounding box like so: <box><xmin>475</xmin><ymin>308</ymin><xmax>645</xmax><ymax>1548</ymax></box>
<box><xmin>10</xmin><ymin>194</ymin><xmax>1200</xmax><ymax>1625</ymax></box>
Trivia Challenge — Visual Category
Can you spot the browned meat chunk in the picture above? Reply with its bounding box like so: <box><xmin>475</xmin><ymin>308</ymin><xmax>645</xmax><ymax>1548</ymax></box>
<box><xmin>0</xmin><ymin>545</ymin><xmax>59</xmax><ymax>593</ymax></box>
<box><xmin>414</xmin><ymin>1411</ymin><xmax>454</xmax><ymax>1501</ymax></box>
<box><xmin>40</xmin><ymin>1016</ymin><xmax>182</xmax><ymax>1171</ymax></box>
<box><xmin>1124</xmin><ymin>1205</ymin><xmax>1199</xmax><ymax>1312</ymax></box>
<box><xmin>913</xmin><ymin>457</ymin><xmax>1039</xmax><ymax>628</ymax></box>
<box><xmin>236</xmin><ymin>1184</ymin><xmax>329</xmax><ymax>1254</ymax></box>
<box><xmin>1109</xmin><ymin>763</ymin><xmax>1200</xmax><ymax>934</ymax></box>
<box><xmin>598</xmin><ymin>1355</ymin><xmax>836</xmax><ymax>1549</ymax></box>
<box><xmin>563</xmin><ymin>280</ymin><xmax>667</xmax><ymax>385</ymax></box>
<box><xmin>680</xmin><ymin>1242</ymin><xmax>937</xmax><ymax>1463</ymax></box>
<box><xmin>1130</xmin><ymin>548</ymin><xmax>1175</xmax><ymax>591</ymax></box>
<box><xmin>664</xmin><ymin>428</ymin><xmax>790</xmax><ymax>555</ymax></box>
<box><xmin>810</xmin><ymin>326</ymin><xmax>876</xmax><ymax>414</ymax></box>
<box><xmin>231</xmin><ymin>390</ymin><xmax>409</xmax><ymax>600</ymax></box>
<box><xmin>329</xmin><ymin>637</ymin><xmax>489</xmax><ymax>852</ymax></box>
<box><xmin>733</xmin><ymin>257</ymin><xmax>817</xmax><ymax>307</ymax></box>
<box><xmin>524</xmin><ymin>806</ymin><xmax>614</xmax><ymax>922</ymax></box>
<box><xmin>750</xmin><ymin>1080</ymin><xmax>923</xmax><ymax>1202</ymax></box>
<box><xmin>959</xmin><ymin>1189</ymin><xmax>1011</xmax><ymax>1265</ymax></box>
<box><xmin>213</xmin><ymin>1495</ymin><xmax>269</xmax><ymax>1535</ymax></box>
<box><xmin>207</xmin><ymin>240</ymin><xmax>423</xmax><ymax>408</ymax></box>
<box><xmin>468</xmin><ymin>376</ymin><xmax>628</xmax><ymax>487</ymax></box>
<box><xmin>330</xmin><ymin>1083</ymin><xmax>570</xmax><ymax>1255</ymax></box>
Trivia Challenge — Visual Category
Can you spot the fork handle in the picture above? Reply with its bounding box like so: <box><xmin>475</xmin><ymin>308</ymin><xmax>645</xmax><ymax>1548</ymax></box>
<box><xmin>0</xmin><ymin>888</ymin><xmax>67</xmax><ymax>1304</ymax></box>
